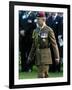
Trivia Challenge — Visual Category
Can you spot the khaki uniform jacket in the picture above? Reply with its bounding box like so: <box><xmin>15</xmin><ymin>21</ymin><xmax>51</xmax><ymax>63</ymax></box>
<box><xmin>29</xmin><ymin>25</ymin><xmax>59</xmax><ymax>65</ymax></box>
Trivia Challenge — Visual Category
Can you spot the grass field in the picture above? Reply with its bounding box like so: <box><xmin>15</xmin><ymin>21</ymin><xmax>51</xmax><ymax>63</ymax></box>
<box><xmin>19</xmin><ymin>66</ymin><xmax>63</xmax><ymax>79</ymax></box>
<box><xmin>19</xmin><ymin>71</ymin><xmax>63</xmax><ymax>79</ymax></box>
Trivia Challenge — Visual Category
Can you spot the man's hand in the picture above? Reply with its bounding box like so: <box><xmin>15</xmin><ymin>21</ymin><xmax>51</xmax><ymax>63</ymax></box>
<box><xmin>20</xmin><ymin>30</ymin><xmax>25</xmax><ymax>36</ymax></box>
<box><xmin>55</xmin><ymin>58</ymin><xmax>60</xmax><ymax>64</ymax></box>
<box><xmin>27</xmin><ymin>56</ymin><xmax>31</xmax><ymax>64</ymax></box>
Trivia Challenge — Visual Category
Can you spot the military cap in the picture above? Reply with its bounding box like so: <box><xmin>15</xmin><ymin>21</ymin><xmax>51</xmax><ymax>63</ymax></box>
<box><xmin>37</xmin><ymin>11</ymin><xmax>45</xmax><ymax>17</ymax></box>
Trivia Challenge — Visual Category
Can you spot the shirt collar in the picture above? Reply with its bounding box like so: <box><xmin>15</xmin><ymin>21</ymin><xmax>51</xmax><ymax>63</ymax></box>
<box><xmin>37</xmin><ymin>22</ymin><xmax>46</xmax><ymax>30</ymax></box>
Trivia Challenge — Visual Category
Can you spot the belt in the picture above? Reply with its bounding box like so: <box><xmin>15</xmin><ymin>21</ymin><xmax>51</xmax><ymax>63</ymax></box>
<box><xmin>39</xmin><ymin>46</ymin><xmax>50</xmax><ymax>49</ymax></box>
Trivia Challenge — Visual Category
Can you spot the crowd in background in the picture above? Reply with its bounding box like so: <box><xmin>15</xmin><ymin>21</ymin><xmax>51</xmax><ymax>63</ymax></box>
<box><xmin>19</xmin><ymin>11</ymin><xmax>63</xmax><ymax>72</ymax></box>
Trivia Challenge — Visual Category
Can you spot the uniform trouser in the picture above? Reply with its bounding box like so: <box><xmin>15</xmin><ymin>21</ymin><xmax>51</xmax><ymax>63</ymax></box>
<box><xmin>37</xmin><ymin>64</ymin><xmax>49</xmax><ymax>78</ymax></box>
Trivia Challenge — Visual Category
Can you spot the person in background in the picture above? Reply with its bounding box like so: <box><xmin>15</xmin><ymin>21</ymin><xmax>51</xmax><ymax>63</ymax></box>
<box><xmin>19</xmin><ymin>11</ymin><xmax>36</xmax><ymax>72</ymax></box>
<box><xmin>55</xmin><ymin>13</ymin><xmax>63</xmax><ymax>72</ymax></box>
<box><xmin>46</xmin><ymin>12</ymin><xmax>63</xmax><ymax>72</ymax></box>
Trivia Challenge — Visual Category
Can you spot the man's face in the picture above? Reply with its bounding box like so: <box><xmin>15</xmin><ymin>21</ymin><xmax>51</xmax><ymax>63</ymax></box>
<box><xmin>37</xmin><ymin>17</ymin><xmax>44</xmax><ymax>27</ymax></box>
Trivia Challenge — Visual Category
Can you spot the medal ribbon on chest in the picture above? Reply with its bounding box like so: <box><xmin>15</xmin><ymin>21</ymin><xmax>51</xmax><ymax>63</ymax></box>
<box><xmin>40</xmin><ymin>32</ymin><xmax>48</xmax><ymax>42</ymax></box>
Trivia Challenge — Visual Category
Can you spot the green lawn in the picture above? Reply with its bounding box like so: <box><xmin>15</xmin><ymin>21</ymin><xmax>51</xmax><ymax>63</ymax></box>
<box><xmin>19</xmin><ymin>70</ymin><xmax>63</xmax><ymax>79</ymax></box>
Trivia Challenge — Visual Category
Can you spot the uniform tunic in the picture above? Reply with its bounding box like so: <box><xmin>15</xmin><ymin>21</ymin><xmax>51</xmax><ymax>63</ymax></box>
<box><xmin>29</xmin><ymin>25</ymin><xmax>59</xmax><ymax>66</ymax></box>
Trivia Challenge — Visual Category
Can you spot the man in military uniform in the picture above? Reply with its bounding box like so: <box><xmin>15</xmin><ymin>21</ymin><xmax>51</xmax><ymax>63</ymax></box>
<box><xmin>28</xmin><ymin>12</ymin><xmax>59</xmax><ymax>78</ymax></box>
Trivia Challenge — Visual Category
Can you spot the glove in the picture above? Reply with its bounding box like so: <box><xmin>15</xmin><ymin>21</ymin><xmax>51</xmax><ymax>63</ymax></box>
<box><xmin>55</xmin><ymin>58</ymin><xmax>60</xmax><ymax>64</ymax></box>
<box><xmin>27</xmin><ymin>56</ymin><xmax>31</xmax><ymax>64</ymax></box>
<box><xmin>20</xmin><ymin>30</ymin><xmax>25</xmax><ymax>36</ymax></box>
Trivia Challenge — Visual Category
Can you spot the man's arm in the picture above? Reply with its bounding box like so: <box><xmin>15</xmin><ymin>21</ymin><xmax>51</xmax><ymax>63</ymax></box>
<box><xmin>28</xmin><ymin>30</ymin><xmax>36</xmax><ymax>62</ymax></box>
<box><xmin>48</xmin><ymin>27</ymin><xmax>60</xmax><ymax>64</ymax></box>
